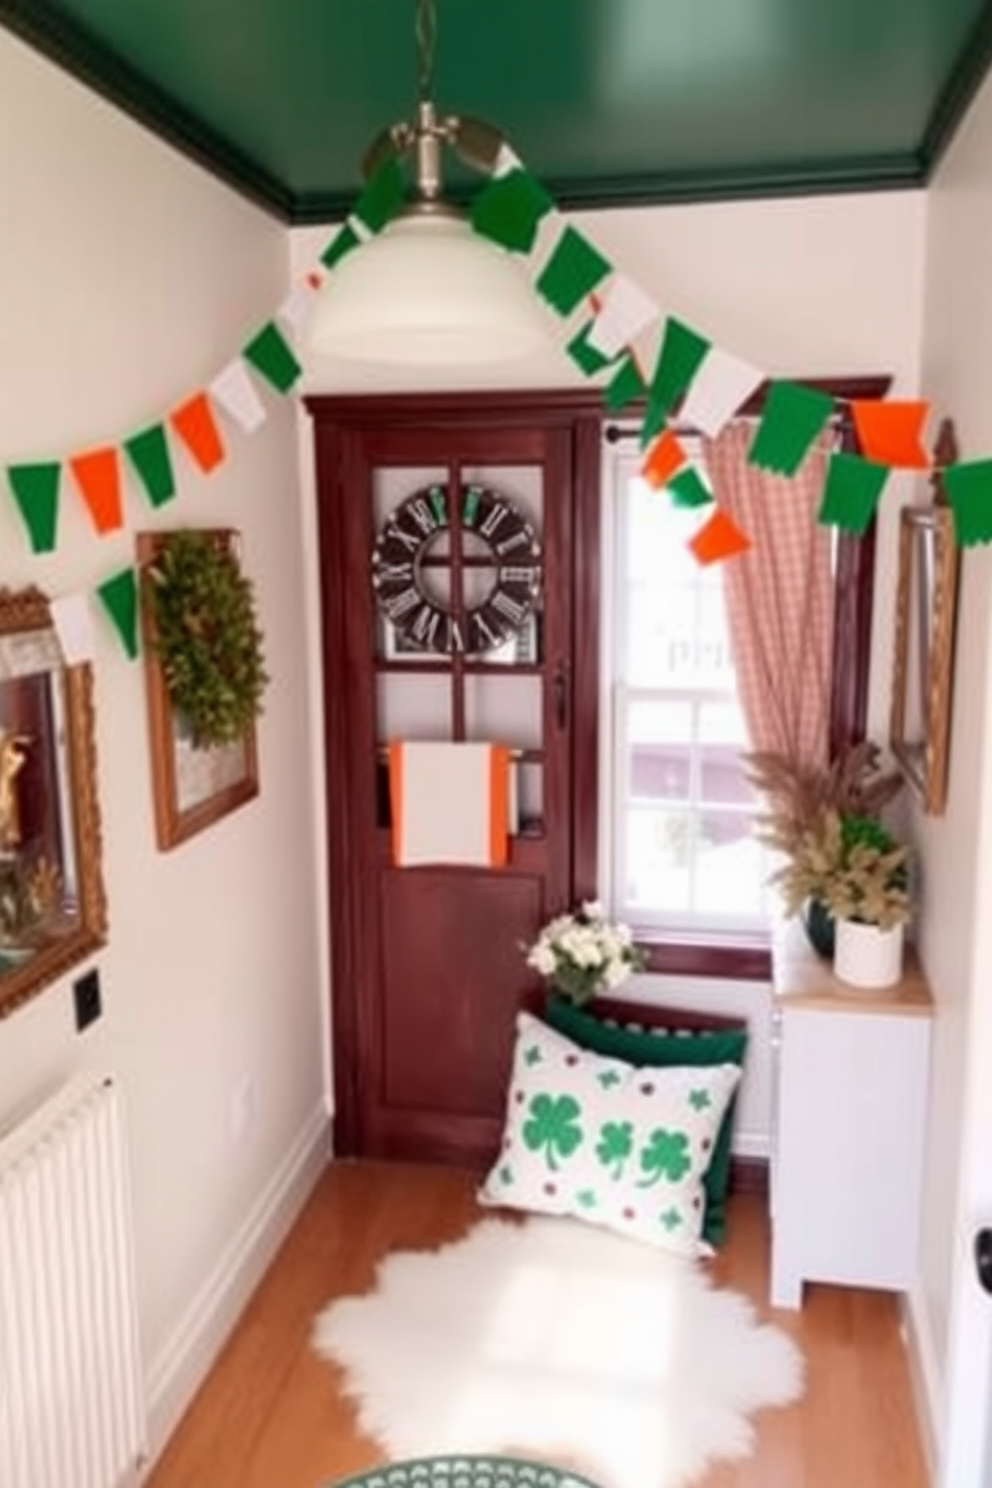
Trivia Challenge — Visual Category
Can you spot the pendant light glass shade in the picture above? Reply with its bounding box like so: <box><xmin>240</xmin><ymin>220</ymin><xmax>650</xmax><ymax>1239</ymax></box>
<box><xmin>309</xmin><ymin>207</ymin><xmax>553</xmax><ymax>365</ymax></box>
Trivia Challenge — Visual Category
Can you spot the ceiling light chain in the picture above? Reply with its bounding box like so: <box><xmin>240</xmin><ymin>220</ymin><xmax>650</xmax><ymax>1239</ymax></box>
<box><xmin>415</xmin><ymin>0</ymin><xmax>438</xmax><ymax>104</ymax></box>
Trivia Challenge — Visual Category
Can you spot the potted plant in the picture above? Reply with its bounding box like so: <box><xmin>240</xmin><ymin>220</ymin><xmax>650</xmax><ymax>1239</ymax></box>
<box><xmin>772</xmin><ymin>807</ymin><xmax>912</xmax><ymax>987</ymax></box>
<box><xmin>744</xmin><ymin>741</ymin><xmax>904</xmax><ymax>958</ymax></box>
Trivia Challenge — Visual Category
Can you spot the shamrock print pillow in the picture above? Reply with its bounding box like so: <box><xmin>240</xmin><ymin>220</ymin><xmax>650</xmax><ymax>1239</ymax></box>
<box><xmin>479</xmin><ymin>1010</ymin><xmax>742</xmax><ymax>1256</ymax></box>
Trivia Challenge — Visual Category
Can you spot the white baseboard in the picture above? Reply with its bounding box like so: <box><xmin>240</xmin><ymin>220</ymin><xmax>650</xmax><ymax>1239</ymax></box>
<box><xmin>902</xmin><ymin>1280</ymin><xmax>943</xmax><ymax>1485</ymax></box>
<box><xmin>144</xmin><ymin>1101</ymin><xmax>331</xmax><ymax>1469</ymax></box>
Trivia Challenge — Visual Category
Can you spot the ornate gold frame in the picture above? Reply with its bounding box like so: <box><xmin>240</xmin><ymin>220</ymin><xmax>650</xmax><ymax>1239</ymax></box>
<box><xmin>137</xmin><ymin>529</ymin><xmax>259</xmax><ymax>851</ymax></box>
<box><xmin>890</xmin><ymin>503</ymin><xmax>959</xmax><ymax>815</ymax></box>
<box><xmin>0</xmin><ymin>586</ymin><xmax>107</xmax><ymax>1021</ymax></box>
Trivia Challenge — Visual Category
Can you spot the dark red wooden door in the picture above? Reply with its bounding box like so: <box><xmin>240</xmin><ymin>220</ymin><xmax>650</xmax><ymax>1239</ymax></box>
<box><xmin>308</xmin><ymin>393</ymin><xmax>601</xmax><ymax>1168</ymax></box>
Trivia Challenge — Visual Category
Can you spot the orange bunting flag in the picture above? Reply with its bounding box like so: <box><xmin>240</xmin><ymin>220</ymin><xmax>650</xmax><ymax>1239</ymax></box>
<box><xmin>688</xmin><ymin>508</ymin><xmax>751</xmax><ymax>566</ymax></box>
<box><xmin>641</xmin><ymin>430</ymin><xmax>687</xmax><ymax>490</ymax></box>
<box><xmin>170</xmin><ymin>392</ymin><xmax>225</xmax><ymax>474</ymax></box>
<box><xmin>851</xmin><ymin>399</ymin><xmax>931</xmax><ymax>469</ymax></box>
<box><xmin>69</xmin><ymin>447</ymin><xmax>123</xmax><ymax>535</ymax></box>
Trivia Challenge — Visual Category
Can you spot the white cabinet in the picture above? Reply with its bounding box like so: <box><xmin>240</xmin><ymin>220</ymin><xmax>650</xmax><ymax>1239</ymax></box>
<box><xmin>770</xmin><ymin>925</ymin><xmax>933</xmax><ymax>1309</ymax></box>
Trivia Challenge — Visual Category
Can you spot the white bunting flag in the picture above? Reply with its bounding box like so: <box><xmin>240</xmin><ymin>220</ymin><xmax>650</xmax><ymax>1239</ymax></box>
<box><xmin>494</xmin><ymin>142</ymin><xmax>524</xmax><ymax>178</ymax></box>
<box><xmin>51</xmin><ymin>593</ymin><xmax>96</xmax><ymax>665</ymax></box>
<box><xmin>211</xmin><ymin>360</ymin><xmax>268</xmax><ymax>435</ymax></box>
<box><xmin>678</xmin><ymin>347</ymin><xmax>765</xmax><ymax>437</ymax></box>
<box><xmin>278</xmin><ymin>280</ymin><xmax>319</xmax><ymax>340</ymax></box>
<box><xmin>587</xmin><ymin>273</ymin><xmax>660</xmax><ymax>359</ymax></box>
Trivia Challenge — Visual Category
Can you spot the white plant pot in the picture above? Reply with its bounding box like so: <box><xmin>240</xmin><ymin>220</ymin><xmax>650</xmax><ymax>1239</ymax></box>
<box><xmin>833</xmin><ymin>918</ymin><xmax>904</xmax><ymax>989</ymax></box>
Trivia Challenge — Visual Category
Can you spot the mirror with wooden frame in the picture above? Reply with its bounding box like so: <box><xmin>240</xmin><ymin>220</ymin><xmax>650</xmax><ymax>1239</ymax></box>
<box><xmin>890</xmin><ymin>502</ymin><xmax>959</xmax><ymax>815</ymax></box>
<box><xmin>0</xmin><ymin>586</ymin><xmax>107</xmax><ymax>1020</ymax></box>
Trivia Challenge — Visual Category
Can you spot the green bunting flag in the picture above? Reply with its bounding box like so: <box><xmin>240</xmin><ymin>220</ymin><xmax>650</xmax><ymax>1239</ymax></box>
<box><xmin>604</xmin><ymin>354</ymin><xmax>646</xmax><ymax>414</ymax></box>
<box><xmin>817</xmin><ymin>453</ymin><xmax>890</xmax><ymax>534</ymax></box>
<box><xmin>667</xmin><ymin>467</ymin><xmax>713</xmax><ymax>509</ymax></box>
<box><xmin>943</xmin><ymin>459</ymin><xmax>992</xmax><ymax>546</ymax></box>
<box><xmin>321</xmin><ymin>222</ymin><xmax>360</xmax><ymax>269</ymax></box>
<box><xmin>641</xmin><ymin>319</ymin><xmax>711</xmax><ymax>446</ymax></box>
<box><xmin>125</xmin><ymin>424</ymin><xmax>175</xmax><ymax>508</ymax></box>
<box><xmin>471</xmin><ymin>169</ymin><xmax>554</xmax><ymax>254</ymax></box>
<box><xmin>749</xmin><ymin>381</ymin><xmax>834</xmax><ymax>475</ymax></box>
<box><xmin>353</xmin><ymin>158</ymin><xmax>406</xmax><ymax>234</ymax></box>
<box><xmin>244</xmin><ymin>322</ymin><xmax>302</xmax><ymax>393</ymax></box>
<box><xmin>536</xmin><ymin>226</ymin><xmax>611</xmax><ymax>316</ymax></box>
<box><xmin>8</xmin><ymin>462</ymin><xmax>61</xmax><ymax>553</ymax></box>
<box><xmin>97</xmin><ymin>567</ymin><xmax>139</xmax><ymax>660</ymax></box>
<box><xmin>567</xmin><ymin>321</ymin><xmax>622</xmax><ymax>377</ymax></box>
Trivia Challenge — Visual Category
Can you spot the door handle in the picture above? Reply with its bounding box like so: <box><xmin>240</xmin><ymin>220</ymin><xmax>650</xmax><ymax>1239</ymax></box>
<box><xmin>552</xmin><ymin>665</ymin><xmax>569</xmax><ymax>731</ymax></box>
<box><xmin>976</xmin><ymin>1228</ymin><xmax>992</xmax><ymax>1295</ymax></box>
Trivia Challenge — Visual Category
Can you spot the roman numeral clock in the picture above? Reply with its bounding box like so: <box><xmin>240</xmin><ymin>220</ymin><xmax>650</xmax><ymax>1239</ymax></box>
<box><xmin>371</xmin><ymin>483</ymin><xmax>542</xmax><ymax>657</ymax></box>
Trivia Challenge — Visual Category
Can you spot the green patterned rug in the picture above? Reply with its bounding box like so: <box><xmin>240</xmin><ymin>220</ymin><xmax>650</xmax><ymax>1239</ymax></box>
<box><xmin>328</xmin><ymin>1457</ymin><xmax>602</xmax><ymax>1488</ymax></box>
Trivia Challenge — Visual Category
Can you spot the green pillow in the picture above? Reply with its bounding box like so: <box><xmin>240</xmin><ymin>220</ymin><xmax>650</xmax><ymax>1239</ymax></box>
<box><xmin>544</xmin><ymin>995</ymin><xmax>747</xmax><ymax>1245</ymax></box>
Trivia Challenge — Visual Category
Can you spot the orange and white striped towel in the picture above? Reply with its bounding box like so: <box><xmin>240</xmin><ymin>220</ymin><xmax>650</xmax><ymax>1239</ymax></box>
<box><xmin>389</xmin><ymin>742</ymin><xmax>511</xmax><ymax>868</ymax></box>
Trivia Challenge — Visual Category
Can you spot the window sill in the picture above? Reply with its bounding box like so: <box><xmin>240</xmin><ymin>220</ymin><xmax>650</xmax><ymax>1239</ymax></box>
<box><xmin>633</xmin><ymin>932</ymin><xmax>772</xmax><ymax>983</ymax></box>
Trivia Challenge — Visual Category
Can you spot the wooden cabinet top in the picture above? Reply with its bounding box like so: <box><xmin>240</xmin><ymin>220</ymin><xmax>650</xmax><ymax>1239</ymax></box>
<box><xmin>772</xmin><ymin>918</ymin><xmax>933</xmax><ymax>1017</ymax></box>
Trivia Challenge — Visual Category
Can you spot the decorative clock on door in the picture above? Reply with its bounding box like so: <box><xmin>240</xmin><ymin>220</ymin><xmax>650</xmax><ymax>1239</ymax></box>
<box><xmin>371</xmin><ymin>482</ymin><xmax>542</xmax><ymax>656</ymax></box>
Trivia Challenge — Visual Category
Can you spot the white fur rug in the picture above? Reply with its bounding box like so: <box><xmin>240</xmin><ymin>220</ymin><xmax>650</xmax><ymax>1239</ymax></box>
<box><xmin>312</xmin><ymin>1215</ymin><xmax>803</xmax><ymax>1488</ymax></box>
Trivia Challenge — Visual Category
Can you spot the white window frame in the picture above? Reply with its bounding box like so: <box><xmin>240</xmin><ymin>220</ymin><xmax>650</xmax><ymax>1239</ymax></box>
<box><xmin>599</xmin><ymin>429</ymin><xmax>770</xmax><ymax>941</ymax></box>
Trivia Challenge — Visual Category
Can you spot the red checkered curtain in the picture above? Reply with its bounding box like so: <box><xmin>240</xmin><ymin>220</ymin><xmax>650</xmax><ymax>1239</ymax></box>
<box><xmin>701</xmin><ymin>422</ymin><xmax>834</xmax><ymax>769</ymax></box>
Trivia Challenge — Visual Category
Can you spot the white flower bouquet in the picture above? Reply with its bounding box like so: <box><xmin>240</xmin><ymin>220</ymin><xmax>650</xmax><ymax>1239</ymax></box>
<box><xmin>525</xmin><ymin>900</ymin><xmax>645</xmax><ymax>1006</ymax></box>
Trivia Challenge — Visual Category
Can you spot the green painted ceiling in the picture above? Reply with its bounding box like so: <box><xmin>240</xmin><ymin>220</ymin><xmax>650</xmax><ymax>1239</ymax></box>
<box><xmin>3</xmin><ymin>0</ymin><xmax>992</xmax><ymax>223</ymax></box>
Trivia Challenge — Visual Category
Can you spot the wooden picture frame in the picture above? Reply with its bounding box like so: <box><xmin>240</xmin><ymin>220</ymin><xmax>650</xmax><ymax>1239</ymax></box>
<box><xmin>137</xmin><ymin>530</ymin><xmax>259</xmax><ymax>850</ymax></box>
<box><xmin>889</xmin><ymin>503</ymin><xmax>959</xmax><ymax>816</ymax></box>
<box><xmin>0</xmin><ymin>585</ymin><xmax>108</xmax><ymax>1021</ymax></box>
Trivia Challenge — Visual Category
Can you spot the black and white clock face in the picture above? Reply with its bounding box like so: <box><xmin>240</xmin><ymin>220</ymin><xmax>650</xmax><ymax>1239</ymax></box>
<box><xmin>371</xmin><ymin>482</ymin><xmax>542</xmax><ymax>656</ymax></box>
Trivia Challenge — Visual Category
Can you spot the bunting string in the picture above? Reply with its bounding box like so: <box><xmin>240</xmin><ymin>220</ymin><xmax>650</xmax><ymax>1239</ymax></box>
<box><xmin>6</xmin><ymin>144</ymin><xmax>990</xmax><ymax>663</ymax></box>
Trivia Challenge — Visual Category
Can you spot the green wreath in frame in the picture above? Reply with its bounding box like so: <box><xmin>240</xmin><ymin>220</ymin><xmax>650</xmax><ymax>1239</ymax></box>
<box><xmin>147</xmin><ymin>529</ymin><xmax>268</xmax><ymax>749</ymax></box>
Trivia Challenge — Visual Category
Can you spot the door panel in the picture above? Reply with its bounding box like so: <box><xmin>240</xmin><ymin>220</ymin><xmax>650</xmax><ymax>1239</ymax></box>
<box><xmin>307</xmin><ymin>393</ymin><xmax>602</xmax><ymax>1168</ymax></box>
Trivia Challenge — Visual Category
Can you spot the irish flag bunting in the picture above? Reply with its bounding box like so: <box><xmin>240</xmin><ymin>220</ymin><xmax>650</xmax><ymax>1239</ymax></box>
<box><xmin>850</xmin><ymin>399</ymin><xmax>931</xmax><ymax>470</ymax></box>
<box><xmin>5</xmin><ymin>135</ymin><xmax>992</xmax><ymax>657</ymax></box>
<box><xmin>125</xmin><ymin>424</ymin><xmax>176</xmax><ymax>509</ymax></box>
<box><xmin>170</xmin><ymin>391</ymin><xmax>225</xmax><ymax>474</ymax></box>
<box><xmin>587</xmin><ymin>273</ymin><xmax>660</xmax><ymax>360</ymax></box>
<box><xmin>642</xmin><ymin>430</ymin><xmax>688</xmax><ymax>489</ymax></box>
<box><xmin>642</xmin><ymin>318</ymin><xmax>711</xmax><ymax>444</ymax></box>
<box><xmin>96</xmin><ymin>568</ymin><xmax>139</xmax><ymax>661</ymax></box>
<box><xmin>211</xmin><ymin>359</ymin><xmax>268</xmax><ymax>434</ymax></box>
<box><xmin>943</xmin><ymin>460</ymin><xmax>992</xmax><ymax>546</ymax></box>
<box><xmin>818</xmin><ymin>453</ymin><xmax>891</xmax><ymax>535</ymax></box>
<box><xmin>8</xmin><ymin>462</ymin><xmax>61</xmax><ymax>554</ymax></box>
<box><xmin>749</xmin><ymin>381</ymin><xmax>834</xmax><ymax>476</ymax></box>
<box><xmin>70</xmin><ymin>447</ymin><xmax>124</xmax><ymax>536</ymax></box>
<box><xmin>679</xmin><ymin>348</ymin><xmax>764</xmax><ymax>437</ymax></box>
<box><xmin>689</xmin><ymin>507</ymin><xmax>750</xmax><ymax>563</ymax></box>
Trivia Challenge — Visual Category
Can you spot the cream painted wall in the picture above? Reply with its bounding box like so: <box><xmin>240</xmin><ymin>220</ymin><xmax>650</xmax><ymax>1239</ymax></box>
<box><xmin>913</xmin><ymin>60</ymin><xmax>992</xmax><ymax>1483</ymax></box>
<box><xmin>0</xmin><ymin>27</ymin><xmax>327</xmax><ymax>1458</ymax></box>
<box><xmin>293</xmin><ymin>189</ymin><xmax>928</xmax><ymax>1156</ymax></box>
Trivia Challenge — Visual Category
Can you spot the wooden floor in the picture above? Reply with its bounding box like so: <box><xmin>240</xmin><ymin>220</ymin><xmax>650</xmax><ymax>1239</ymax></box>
<box><xmin>146</xmin><ymin>1161</ymin><xmax>930</xmax><ymax>1488</ymax></box>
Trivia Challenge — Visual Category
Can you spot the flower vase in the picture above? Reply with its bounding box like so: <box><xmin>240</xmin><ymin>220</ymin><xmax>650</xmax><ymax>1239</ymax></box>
<box><xmin>801</xmin><ymin>898</ymin><xmax>835</xmax><ymax>959</ymax></box>
<box><xmin>833</xmin><ymin>919</ymin><xmax>904</xmax><ymax>989</ymax></box>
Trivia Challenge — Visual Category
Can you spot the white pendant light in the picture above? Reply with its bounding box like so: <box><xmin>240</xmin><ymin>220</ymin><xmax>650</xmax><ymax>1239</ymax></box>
<box><xmin>309</xmin><ymin>0</ymin><xmax>553</xmax><ymax>366</ymax></box>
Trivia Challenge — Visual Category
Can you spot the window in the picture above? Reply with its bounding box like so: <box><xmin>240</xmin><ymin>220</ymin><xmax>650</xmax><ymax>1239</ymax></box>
<box><xmin>604</xmin><ymin>435</ymin><xmax>770</xmax><ymax>943</ymax></box>
<box><xmin>599</xmin><ymin>394</ymin><xmax>880</xmax><ymax>975</ymax></box>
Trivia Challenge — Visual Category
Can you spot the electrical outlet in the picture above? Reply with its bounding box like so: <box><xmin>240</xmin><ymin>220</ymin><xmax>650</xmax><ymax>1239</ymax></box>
<box><xmin>73</xmin><ymin>968</ymin><xmax>102</xmax><ymax>1032</ymax></box>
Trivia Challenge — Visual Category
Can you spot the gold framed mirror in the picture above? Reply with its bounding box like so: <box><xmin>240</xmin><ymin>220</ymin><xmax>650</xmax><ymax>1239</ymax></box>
<box><xmin>0</xmin><ymin>586</ymin><xmax>107</xmax><ymax>1020</ymax></box>
<box><xmin>890</xmin><ymin>503</ymin><xmax>960</xmax><ymax>815</ymax></box>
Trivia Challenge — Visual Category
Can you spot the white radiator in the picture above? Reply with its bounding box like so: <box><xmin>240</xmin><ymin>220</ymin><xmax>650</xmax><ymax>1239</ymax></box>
<box><xmin>0</xmin><ymin>1075</ymin><xmax>147</xmax><ymax>1488</ymax></box>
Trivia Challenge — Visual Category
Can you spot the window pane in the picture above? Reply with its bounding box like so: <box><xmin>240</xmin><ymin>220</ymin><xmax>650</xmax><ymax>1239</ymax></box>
<box><xmin>697</xmin><ymin>703</ymin><xmax>752</xmax><ymax>806</ymax></box>
<box><xmin>694</xmin><ymin>813</ymin><xmax>768</xmax><ymax>917</ymax></box>
<box><xmin>623</xmin><ymin>807</ymin><xmax>694</xmax><ymax>913</ymax></box>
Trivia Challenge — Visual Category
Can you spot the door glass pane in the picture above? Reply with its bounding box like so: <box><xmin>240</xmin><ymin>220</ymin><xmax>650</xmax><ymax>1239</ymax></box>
<box><xmin>376</xmin><ymin>675</ymin><xmax>451</xmax><ymax>744</ymax></box>
<box><xmin>465</xmin><ymin>675</ymin><xmax>542</xmax><ymax>750</ymax></box>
